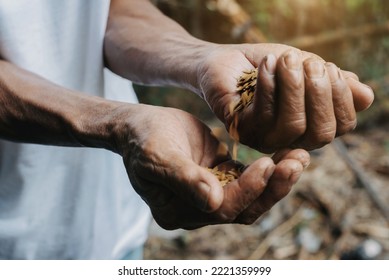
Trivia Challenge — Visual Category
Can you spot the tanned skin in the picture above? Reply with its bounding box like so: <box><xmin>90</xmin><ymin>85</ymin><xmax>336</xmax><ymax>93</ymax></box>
<box><xmin>0</xmin><ymin>0</ymin><xmax>373</xmax><ymax>229</ymax></box>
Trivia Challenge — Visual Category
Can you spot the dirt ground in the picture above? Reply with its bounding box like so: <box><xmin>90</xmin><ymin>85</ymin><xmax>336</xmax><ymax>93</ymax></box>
<box><xmin>144</xmin><ymin>125</ymin><xmax>389</xmax><ymax>260</ymax></box>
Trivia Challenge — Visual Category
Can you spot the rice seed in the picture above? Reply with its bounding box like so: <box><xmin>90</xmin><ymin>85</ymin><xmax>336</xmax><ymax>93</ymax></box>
<box><xmin>207</xmin><ymin>67</ymin><xmax>259</xmax><ymax>186</ymax></box>
<box><xmin>206</xmin><ymin>166</ymin><xmax>242</xmax><ymax>187</ymax></box>
<box><xmin>229</xmin><ymin>67</ymin><xmax>259</xmax><ymax>157</ymax></box>
<box><xmin>232</xmin><ymin>68</ymin><xmax>258</xmax><ymax>113</ymax></box>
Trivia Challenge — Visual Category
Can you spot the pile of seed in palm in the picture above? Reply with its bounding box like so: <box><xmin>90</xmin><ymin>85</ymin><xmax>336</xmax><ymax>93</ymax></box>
<box><xmin>206</xmin><ymin>166</ymin><xmax>242</xmax><ymax>187</ymax></box>
<box><xmin>207</xmin><ymin>67</ymin><xmax>258</xmax><ymax>186</ymax></box>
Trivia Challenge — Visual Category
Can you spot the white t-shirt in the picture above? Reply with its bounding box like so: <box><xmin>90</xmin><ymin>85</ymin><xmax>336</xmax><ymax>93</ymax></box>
<box><xmin>0</xmin><ymin>0</ymin><xmax>151</xmax><ymax>259</ymax></box>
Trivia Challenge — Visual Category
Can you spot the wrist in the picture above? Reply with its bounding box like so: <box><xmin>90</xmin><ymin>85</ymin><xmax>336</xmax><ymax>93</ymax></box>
<box><xmin>104</xmin><ymin>21</ymin><xmax>218</xmax><ymax>98</ymax></box>
<box><xmin>164</xmin><ymin>36</ymin><xmax>219</xmax><ymax>97</ymax></box>
<box><xmin>72</xmin><ymin>98</ymin><xmax>140</xmax><ymax>154</ymax></box>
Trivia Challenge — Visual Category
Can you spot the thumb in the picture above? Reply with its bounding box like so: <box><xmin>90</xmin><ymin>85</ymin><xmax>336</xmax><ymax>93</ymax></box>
<box><xmin>166</xmin><ymin>158</ymin><xmax>224</xmax><ymax>213</ymax></box>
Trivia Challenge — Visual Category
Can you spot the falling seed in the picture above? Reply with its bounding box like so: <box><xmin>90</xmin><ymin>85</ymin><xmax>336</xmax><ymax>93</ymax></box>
<box><xmin>207</xmin><ymin>67</ymin><xmax>259</xmax><ymax>185</ymax></box>
<box><xmin>229</xmin><ymin>67</ymin><xmax>259</xmax><ymax>159</ymax></box>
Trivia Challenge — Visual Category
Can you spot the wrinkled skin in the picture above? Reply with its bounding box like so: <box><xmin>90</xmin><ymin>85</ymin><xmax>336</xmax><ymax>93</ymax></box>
<box><xmin>119</xmin><ymin>105</ymin><xmax>310</xmax><ymax>230</ymax></box>
<box><xmin>198</xmin><ymin>43</ymin><xmax>374</xmax><ymax>153</ymax></box>
<box><xmin>103</xmin><ymin>2</ymin><xmax>374</xmax><ymax>230</ymax></box>
<box><xmin>0</xmin><ymin>59</ymin><xmax>308</xmax><ymax>231</ymax></box>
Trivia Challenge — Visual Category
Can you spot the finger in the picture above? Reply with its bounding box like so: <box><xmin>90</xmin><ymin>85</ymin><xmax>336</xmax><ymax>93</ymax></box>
<box><xmin>342</xmin><ymin>72</ymin><xmax>374</xmax><ymax>112</ymax></box>
<box><xmin>296</xmin><ymin>58</ymin><xmax>336</xmax><ymax>150</ymax></box>
<box><xmin>134</xmin><ymin>156</ymin><xmax>224</xmax><ymax>213</ymax></box>
<box><xmin>254</xmin><ymin>54</ymin><xmax>277</xmax><ymax>127</ymax></box>
<box><xmin>153</xmin><ymin>157</ymin><xmax>276</xmax><ymax>229</ymax></box>
<box><xmin>265</xmin><ymin>50</ymin><xmax>306</xmax><ymax>149</ymax></box>
<box><xmin>152</xmin><ymin>155</ymin><xmax>301</xmax><ymax>229</ymax></box>
<box><xmin>326</xmin><ymin>63</ymin><xmax>357</xmax><ymax>135</ymax></box>
<box><xmin>147</xmin><ymin>192</ymin><xmax>207</xmax><ymax>230</ymax></box>
<box><xmin>238</xmin><ymin>54</ymin><xmax>277</xmax><ymax>150</ymax></box>
<box><xmin>301</xmin><ymin>50</ymin><xmax>326</xmax><ymax>63</ymax></box>
<box><xmin>234</xmin><ymin>159</ymin><xmax>304</xmax><ymax>224</ymax></box>
<box><xmin>342</xmin><ymin>70</ymin><xmax>359</xmax><ymax>81</ymax></box>
<box><xmin>172</xmin><ymin>159</ymin><xmax>226</xmax><ymax>213</ymax></box>
<box><xmin>133</xmin><ymin>176</ymin><xmax>175</xmax><ymax>208</ymax></box>
<box><xmin>272</xmin><ymin>148</ymin><xmax>310</xmax><ymax>168</ymax></box>
<box><xmin>211</xmin><ymin>157</ymin><xmax>275</xmax><ymax>223</ymax></box>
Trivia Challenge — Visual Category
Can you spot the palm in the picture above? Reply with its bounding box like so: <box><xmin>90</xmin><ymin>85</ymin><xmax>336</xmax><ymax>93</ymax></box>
<box><xmin>120</xmin><ymin>105</ymin><xmax>308</xmax><ymax>229</ymax></box>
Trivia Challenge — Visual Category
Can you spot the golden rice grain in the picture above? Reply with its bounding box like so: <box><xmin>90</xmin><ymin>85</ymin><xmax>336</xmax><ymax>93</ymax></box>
<box><xmin>207</xmin><ymin>68</ymin><xmax>258</xmax><ymax>186</ymax></box>
<box><xmin>229</xmin><ymin>67</ymin><xmax>259</xmax><ymax>160</ymax></box>
<box><xmin>206</xmin><ymin>166</ymin><xmax>242</xmax><ymax>187</ymax></box>
<box><xmin>232</xmin><ymin>68</ymin><xmax>258</xmax><ymax>113</ymax></box>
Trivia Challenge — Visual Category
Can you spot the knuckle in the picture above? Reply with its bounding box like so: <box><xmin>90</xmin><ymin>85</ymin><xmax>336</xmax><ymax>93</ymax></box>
<box><xmin>337</xmin><ymin>119</ymin><xmax>357</xmax><ymax>135</ymax></box>
<box><xmin>306</xmin><ymin>128</ymin><xmax>336</xmax><ymax>149</ymax></box>
<box><xmin>283</xmin><ymin>118</ymin><xmax>307</xmax><ymax>138</ymax></box>
<box><xmin>331</xmin><ymin>75</ymin><xmax>349</xmax><ymax>89</ymax></box>
<box><xmin>318</xmin><ymin>131</ymin><xmax>335</xmax><ymax>145</ymax></box>
<box><xmin>263</xmin><ymin>118</ymin><xmax>306</xmax><ymax>150</ymax></box>
<box><xmin>286</xmin><ymin>79</ymin><xmax>304</xmax><ymax>92</ymax></box>
<box><xmin>304</xmin><ymin>64</ymin><xmax>325</xmax><ymax>83</ymax></box>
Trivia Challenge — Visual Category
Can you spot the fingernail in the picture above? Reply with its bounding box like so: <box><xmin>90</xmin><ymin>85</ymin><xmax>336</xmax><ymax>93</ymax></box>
<box><xmin>284</xmin><ymin>50</ymin><xmax>301</xmax><ymax>70</ymax></box>
<box><xmin>264</xmin><ymin>165</ymin><xmax>275</xmax><ymax>182</ymax></box>
<box><xmin>302</xmin><ymin>160</ymin><xmax>310</xmax><ymax>169</ymax></box>
<box><xmin>288</xmin><ymin>169</ymin><xmax>303</xmax><ymax>183</ymax></box>
<box><xmin>264</xmin><ymin>54</ymin><xmax>276</xmax><ymax>75</ymax></box>
<box><xmin>298</xmin><ymin>152</ymin><xmax>311</xmax><ymax>169</ymax></box>
<box><xmin>325</xmin><ymin>62</ymin><xmax>341</xmax><ymax>82</ymax></box>
<box><xmin>305</xmin><ymin>60</ymin><xmax>325</xmax><ymax>78</ymax></box>
<box><xmin>362</xmin><ymin>83</ymin><xmax>374</xmax><ymax>93</ymax></box>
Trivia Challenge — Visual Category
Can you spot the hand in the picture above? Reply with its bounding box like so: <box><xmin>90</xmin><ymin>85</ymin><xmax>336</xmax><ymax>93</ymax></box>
<box><xmin>117</xmin><ymin>104</ymin><xmax>310</xmax><ymax>229</ymax></box>
<box><xmin>198</xmin><ymin>43</ymin><xmax>374</xmax><ymax>153</ymax></box>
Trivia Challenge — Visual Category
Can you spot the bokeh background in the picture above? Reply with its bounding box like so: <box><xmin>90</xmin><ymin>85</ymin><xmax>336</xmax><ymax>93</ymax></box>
<box><xmin>137</xmin><ymin>0</ymin><xmax>389</xmax><ymax>260</ymax></box>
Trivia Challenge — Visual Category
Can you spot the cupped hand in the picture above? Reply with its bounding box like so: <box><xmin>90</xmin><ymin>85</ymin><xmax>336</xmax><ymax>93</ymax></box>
<box><xmin>198</xmin><ymin>43</ymin><xmax>374</xmax><ymax>153</ymax></box>
<box><xmin>118</xmin><ymin>104</ymin><xmax>309</xmax><ymax>229</ymax></box>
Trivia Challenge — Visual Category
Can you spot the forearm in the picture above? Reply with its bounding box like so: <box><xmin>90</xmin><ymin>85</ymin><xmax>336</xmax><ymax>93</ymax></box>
<box><xmin>104</xmin><ymin>0</ymin><xmax>216</xmax><ymax>96</ymax></box>
<box><xmin>0</xmin><ymin>60</ymin><xmax>131</xmax><ymax>153</ymax></box>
